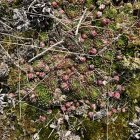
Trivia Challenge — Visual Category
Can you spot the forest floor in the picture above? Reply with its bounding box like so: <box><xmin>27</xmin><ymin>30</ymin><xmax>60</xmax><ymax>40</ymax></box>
<box><xmin>0</xmin><ymin>0</ymin><xmax>140</xmax><ymax>140</ymax></box>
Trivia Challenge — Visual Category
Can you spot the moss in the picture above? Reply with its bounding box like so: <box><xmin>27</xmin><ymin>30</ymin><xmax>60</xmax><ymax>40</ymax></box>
<box><xmin>36</xmin><ymin>84</ymin><xmax>52</xmax><ymax>108</ymax></box>
<box><xmin>82</xmin><ymin>112</ymin><xmax>131</xmax><ymax>140</ymax></box>
<box><xmin>63</xmin><ymin>3</ymin><xmax>83</xmax><ymax>19</ymax></box>
<box><xmin>105</xmin><ymin>7</ymin><xmax>117</xmax><ymax>19</ymax></box>
<box><xmin>77</xmin><ymin>63</ymin><xmax>88</xmax><ymax>74</ymax></box>
<box><xmin>7</xmin><ymin>68</ymin><xmax>27</xmax><ymax>91</ymax></box>
<box><xmin>126</xmin><ymin>75</ymin><xmax>140</xmax><ymax>102</ymax></box>
<box><xmin>82</xmin><ymin>119</ymin><xmax>106</xmax><ymax>140</ymax></box>
<box><xmin>116</xmin><ymin>35</ymin><xmax>128</xmax><ymax>48</ymax></box>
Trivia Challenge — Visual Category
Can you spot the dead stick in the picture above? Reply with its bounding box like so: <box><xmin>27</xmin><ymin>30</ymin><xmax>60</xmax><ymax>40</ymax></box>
<box><xmin>75</xmin><ymin>8</ymin><xmax>87</xmax><ymax>36</ymax></box>
<box><xmin>28</xmin><ymin>40</ymin><xmax>64</xmax><ymax>63</ymax></box>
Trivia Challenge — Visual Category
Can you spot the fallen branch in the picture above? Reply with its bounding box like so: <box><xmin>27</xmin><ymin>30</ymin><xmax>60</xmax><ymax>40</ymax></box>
<box><xmin>75</xmin><ymin>8</ymin><xmax>87</xmax><ymax>36</ymax></box>
<box><xmin>28</xmin><ymin>40</ymin><xmax>64</xmax><ymax>63</ymax></box>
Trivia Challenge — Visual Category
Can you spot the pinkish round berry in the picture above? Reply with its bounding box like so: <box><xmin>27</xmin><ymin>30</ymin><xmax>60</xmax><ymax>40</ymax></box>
<box><xmin>91</xmin><ymin>30</ymin><xmax>97</xmax><ymax>37</ymax></box>
<box><xmin>39</xmin><ymin>72</ymin><xmax>46</xmax><ymax>78</ymax></box>
<box><xmin>65</xmin><ymin>102</ymin><xmax>71</xmax><ymax>108</ymax></box>
<box><xmin>89</xmin><ymin>64</ymin><xmax>95</xmax><ymax>70</ymax></box>
<box><xmin>97</xmin><ymin>80</ymin><xmax>103</xmax><ymax>86</ymax></box>
<box><xmin>96</xmin><ymin>11</ymin><xmax>102</xmax><ymax>18</ymax></box>
<box><xmin>101</xmin><ymin>18</ymin><xmax>110</xmax><ymax>26</ymax></box>
<box><xmin>90</xmin><ymin>104</ymin><xmax>96</xmax><ymax>110</ymax></box>
<box><xmin>89</xmin><ymin>48</ymin><xmax>97</xmax><ymax>55</ymax></box>
<box><xmin>61</xmin><ymin>106</ymin><xmax>66</xmax><ymax>112</ymax></box>
<box><xmin>59</xmin><ymin>9</ymin><xmax>64</xmax><ymax>14</ymax></box>
<box><xmin>79</xmin><ymin>56</ymin><xmax>86</xmax><ymax>63</ymax></box>
<box><xmin>114</xmin><ymin>92</ymin><xmax>120</xmax><ymax>99</ymax></box>
<box><xmin>70</xmin><ymin>105</ymin><xmax>76</xmax><ymax>111</ymax></box>
<box><xmin>108</xmin><ymin>92</ymin><xmax>114</xmax><ymax>97</ymax></box>
<box><xmin>62</xmin><ymin>75</ymin><xmax>69</xmax><ymax>81</ymax></box>
<box><xmin>27</xmin><ymin>73</ymin><xmax>34</xmax><ymax>80</ymax></box>
<box><xmin>81</xmin><ymin>33</ymin><xmax>88</xmax><ymax>39</ymax></box>
<box><xmin>116</xmin><ymin>55</ymin><xmax>123</xmax><ymax>60</ymax></box>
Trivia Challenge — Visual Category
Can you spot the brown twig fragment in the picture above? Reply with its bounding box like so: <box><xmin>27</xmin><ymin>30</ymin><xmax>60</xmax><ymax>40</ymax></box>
<box><xmin>28</xmin><ymin>40</ymin><xmax>64</xmax><ymax>63</ymax></box>
<box><xmin>75</xmin><ymin>8</ymin><xmax>87</xmax><ymax>36</ymax></box>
